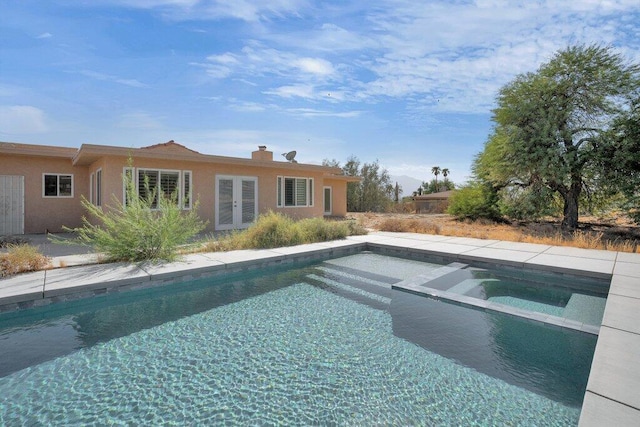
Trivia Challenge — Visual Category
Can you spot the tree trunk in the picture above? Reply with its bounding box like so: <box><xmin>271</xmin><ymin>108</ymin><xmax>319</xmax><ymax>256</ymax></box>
<box><xmin>561</xmin><ymin>180</ymin><xmax>581</xmax><ymax>230</ymax></box>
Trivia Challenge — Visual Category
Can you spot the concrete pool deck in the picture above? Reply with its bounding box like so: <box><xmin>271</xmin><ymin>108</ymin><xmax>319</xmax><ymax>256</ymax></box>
<box><xmin>1</xmin><ymin>231</ymin><xmax>639</xmax><ymax>426</ymax></box>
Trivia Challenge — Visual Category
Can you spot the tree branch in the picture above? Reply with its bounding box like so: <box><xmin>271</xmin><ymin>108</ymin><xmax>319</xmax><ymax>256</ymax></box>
<box><xmin>575</xmin><ymin>136</ymin><xmax>597</xmax><ymax>150</ymax></box>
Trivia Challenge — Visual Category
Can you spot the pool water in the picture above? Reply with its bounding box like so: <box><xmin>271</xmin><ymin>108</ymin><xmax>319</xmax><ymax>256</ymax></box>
<box><xmin>0</xmin><ymin>253</ymin><xmax>598</xmax><ymax>425</ymax></box>
<box><xmin>388</xmin><ymin>256</ymin><xmax>609</xmax><ymax>328</ymax></box>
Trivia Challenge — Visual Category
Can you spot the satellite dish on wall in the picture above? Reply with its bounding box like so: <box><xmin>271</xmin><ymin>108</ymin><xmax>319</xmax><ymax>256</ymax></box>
<box><xmin>282</xmin><ymin>150</ymin><xmax>297</xmax><ymax>163</ymax></box>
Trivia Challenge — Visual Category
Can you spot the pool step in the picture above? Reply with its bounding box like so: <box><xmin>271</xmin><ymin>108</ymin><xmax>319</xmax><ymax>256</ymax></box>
<box><xmin>487</xmin><ymin>296</ymin><xmax>564</xmax><ymax>317</ymax></box>
<box><xmin>304</xmin><ymin>265</ymin><xmax>393</xmax><ymax>311</ymax></box>
<box><xmin>314</xmin><ymin>266</ymin><xmax>392</xmax><ymax>290</ymax></box>
<box><xmin>393</xmin><ymin>262</ymin><xmax>468</xmax><ymax>289</ymax></box>
<box><xmin>562</xmin><ymin>294</ymin><xmax>607</xmax><ymax>327</ymax></box>
<box><xmin>447</xmin><ymin>278</ymin><xmax>498</xmax><ymax>295</ymax></box>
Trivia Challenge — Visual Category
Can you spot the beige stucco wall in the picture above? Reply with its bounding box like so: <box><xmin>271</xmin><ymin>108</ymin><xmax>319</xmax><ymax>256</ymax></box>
<box><xmin>98</xmin><ymin>155</ymin><xmax>333</xmax><ymax>230</ymax></box>
<box><xmin>1</xmin><ymin>145</ymin><xmax>351</xmax><ymax>234</ymax></box>
<box><xmin>323</xmin><ymin>178</ymin><xmax>348</xmax><ymax>216</ymax></box>
<box><xmin>0</xmin><ymin>153</ymin><xmax>88</xmax><ymax>233</ymax></box>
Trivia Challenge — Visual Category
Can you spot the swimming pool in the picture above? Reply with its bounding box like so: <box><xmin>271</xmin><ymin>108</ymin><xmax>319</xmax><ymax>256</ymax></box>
<box><xmin>0</xmin><ymin>252</ymin><xmax>599</xmax><ymax>425</ymax></box>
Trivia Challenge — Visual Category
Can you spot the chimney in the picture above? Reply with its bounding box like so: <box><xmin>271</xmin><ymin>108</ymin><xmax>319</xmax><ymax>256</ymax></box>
<box><xmin>252</xmin><ymin>145</ymin><xmax>273</xmax><ymax>161</ymax></box>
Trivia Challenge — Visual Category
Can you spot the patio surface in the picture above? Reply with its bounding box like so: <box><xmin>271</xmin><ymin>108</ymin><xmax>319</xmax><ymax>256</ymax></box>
<box><xmin>1</xmin><ymin>231</ymin><xmax>639</xmax><ymax>426</ymax></box>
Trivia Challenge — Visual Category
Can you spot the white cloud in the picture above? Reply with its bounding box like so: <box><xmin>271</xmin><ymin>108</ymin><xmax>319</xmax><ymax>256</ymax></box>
<box><xmin>0</xmin><ymin>105</ymin><xmax>49</xmax><ymax>135</ymax></box>
<box><xmin>339</xmin><ymin>0</ymin><xmax>639</xmax><ymax>113</ymax></box>
<box><xmin>266</xmin><ymin>23</ymin><xmax>377</xmax><ymax>53</ymax></box>
<box><xmin>227</xmin><ymin>99</ymin><xmax>269</xmax><ymax>112</ymax></box>
<box><xmin>96</xmin><ymin>0</ymin><xmax>309</xmax><ymax>22</ymax></box>
<box><xmin>83</xmin><ymin>0</ymin><xmax>640</xmax><ymax>118</ymax></box>
<box><xmin>263</xmin><ymin>84</ymin><xmax>315</xmax><ymax>99</ymax></box>
<box><xmin>196</xmin><ymin>1</ymin><xmax>638</xmax><ymax>114</ymax></box>
<box><xmin>294</xmin><ymin>58</ymin><xmax>334</xmax><ymax>76</ymax></box>
<box><xmin>207</xmin><ymin>52</ymin><xmax>239</xmax><ymax>65</ymax></box>
<box><xmin>36</xmin><ymin>32</ymin><xmax>52</xmax><ymax>39</ymax></box>
<box><xmin>285</xmin><ymin>108</ymin><xmax>362</xmax><ymax>118</ymax></box>
<box><xmin>199</xmin><ymin>42</ymin><xmax>340</xmax><ymax>85</ymax></box>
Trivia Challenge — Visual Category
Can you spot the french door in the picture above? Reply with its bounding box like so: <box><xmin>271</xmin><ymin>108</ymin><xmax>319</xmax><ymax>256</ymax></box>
<box><xmin>215</xmin><ymin>175</ymin><xmax>258</xmax><ymax>230</ymax></box>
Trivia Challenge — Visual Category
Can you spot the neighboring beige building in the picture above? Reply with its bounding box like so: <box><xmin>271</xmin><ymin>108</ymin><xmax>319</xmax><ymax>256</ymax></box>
<box><xmin>0</xmin><ymin>141</ymin><xmax>358</xmax><ymax>235</ymax></box>
<box><xmin>413</xmin><ymin>190</ymin><xmax>453</xmax><ymax>214</ymax></box>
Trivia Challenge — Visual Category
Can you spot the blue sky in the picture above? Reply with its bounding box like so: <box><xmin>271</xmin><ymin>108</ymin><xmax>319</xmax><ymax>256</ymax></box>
<box><xmin>1</xmin><ymin>0</ymin><xmax>639</xmax><ymax>192</ymax></box>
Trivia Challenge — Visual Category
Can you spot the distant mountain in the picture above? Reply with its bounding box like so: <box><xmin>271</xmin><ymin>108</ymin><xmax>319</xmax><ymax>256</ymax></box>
<box><xmin>390</xmin><ymin>175</ymin><xmax>423</xmax><ymax>198</ymax></box>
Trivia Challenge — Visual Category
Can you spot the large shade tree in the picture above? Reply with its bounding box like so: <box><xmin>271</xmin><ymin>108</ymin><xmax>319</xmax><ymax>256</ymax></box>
<box><xmin>478</xmin><ymin>44</ymin><xmax>640</xmax><ymax>229</ymax></box>
<box><xmin>596</xmin><ymin>98</ymin><xmax>640</xmax><ymax>222</ymax></box>
<box><xmin>324</xmin><ymin>156</ymin><xmax>395</xmax><ymax>212</ymax></box>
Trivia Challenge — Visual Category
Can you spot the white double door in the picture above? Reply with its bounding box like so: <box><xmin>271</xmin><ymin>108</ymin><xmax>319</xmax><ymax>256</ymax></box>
<box><xmin>215</xmin><ymin>175</ymin><xmax>258</xmax><ymax>230</ymax></box>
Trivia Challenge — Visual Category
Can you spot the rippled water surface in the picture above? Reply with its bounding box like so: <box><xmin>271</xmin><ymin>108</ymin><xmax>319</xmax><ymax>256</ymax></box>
<box><xmin>0</xmin><ymin>254</ymin><xmax>596</xmax><ymax>426</ymax></box>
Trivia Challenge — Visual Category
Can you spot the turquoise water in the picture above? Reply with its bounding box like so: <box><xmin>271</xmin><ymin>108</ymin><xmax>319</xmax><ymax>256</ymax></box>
<box><xmin>0</xmin><ymin>254</ymin><xmax>596</xmax><ymax>425</ymax></box>
<box><xmin>408</xmin><ymin>256</ymin><xmax>609</xmax><ymax>327</ymax></box>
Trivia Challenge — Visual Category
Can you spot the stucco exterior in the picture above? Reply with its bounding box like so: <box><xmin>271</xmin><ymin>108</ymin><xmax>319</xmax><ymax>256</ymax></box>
<box><xmin>0</xmin><ymin>141</ymin><xmax>358</xmax><ymax>234</ymax></box>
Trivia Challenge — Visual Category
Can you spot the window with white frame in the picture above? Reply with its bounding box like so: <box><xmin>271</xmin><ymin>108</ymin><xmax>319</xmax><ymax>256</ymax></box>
<box><xmin>277</xmin><ymin>176</ymin><xmax>314</xmax><ymax>207</ymax></box>
<box><xmin>123</xmin><ymin>167</ymin><xmax>191</xmax><ymax>210</ymax></box>
<box><xmin>43</xmin><ymin>173</ymin><xmax>73</xmax><ymax>198</ymax></box>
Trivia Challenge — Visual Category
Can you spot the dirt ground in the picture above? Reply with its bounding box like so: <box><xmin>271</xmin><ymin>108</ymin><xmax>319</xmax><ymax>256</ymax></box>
<box><xmin>347</xmin><ymin>212</ymin><xmax>640</xmax><ymax>252</ymax></box>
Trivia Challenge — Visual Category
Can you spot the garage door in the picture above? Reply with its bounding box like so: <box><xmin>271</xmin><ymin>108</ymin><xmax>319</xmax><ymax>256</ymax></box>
<box><xmin>0</xmin><ymin>175</ymin><xmax>24</xmax><ymax>235</ymax></box>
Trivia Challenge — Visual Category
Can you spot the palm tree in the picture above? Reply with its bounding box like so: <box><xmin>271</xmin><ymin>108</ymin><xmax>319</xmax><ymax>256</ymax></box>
<box><xmin>431</xmin><ymin>166</ymin><xmax>441</xmax><ymax>192</ymax></box>
<box><xmin>441</xmin><ymin>168</ymin><xmax>449</xmax><ymax>191</ymax></box>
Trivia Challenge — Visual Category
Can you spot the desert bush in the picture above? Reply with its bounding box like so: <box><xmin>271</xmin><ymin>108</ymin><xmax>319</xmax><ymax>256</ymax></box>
<box><xmin>378</xmin><ymin>218</ymin><xmax>441</xmax><ymax>234</ymax></box>
<box><xmin>0</xmin><ymin>244</ymin><xmax>50</xmax><ymax>277</ymax></box>
<box><xmin>298</xmin><ymin>217</ymin><xmax>349</xmax><ymax>242</ymax></box>
<box><xmin>377</xmin><ymin>218</ymin><xmax>408</xmax><ymax>232</ymax></box>
<box><xmin>242</xmin><ymin>212</ymin><xmax>304</xmax><ymax>249</ymax></box>
<box><xmin>448</xmin><ymin>183</ymin><xmax>501</xmax><ymax>220</ymax></box>
<box><xmin>206</xmin><ymin>212</ymin><xmax>365</xmax><ymax>251</ymax></box>
<box><xmin>345</xmin><ymin>219</ymin><xmax>368</xmax><ymax>236</ymax></box>
<box><xmin>64</xmin><ymin>172</ymin><xmax>206</xmax><ymax>262</ymax></box>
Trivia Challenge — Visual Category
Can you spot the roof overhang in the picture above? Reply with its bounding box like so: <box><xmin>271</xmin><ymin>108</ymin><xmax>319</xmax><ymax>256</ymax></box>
<box><xmin>0</xmin><ymin>141</ymin><xmax>77</xmax><ymax>159</ymax></box>
<box><xmin>72</xmin><ymin>143</ymin><xmax>347</xmax><ymax>174</ymax></box>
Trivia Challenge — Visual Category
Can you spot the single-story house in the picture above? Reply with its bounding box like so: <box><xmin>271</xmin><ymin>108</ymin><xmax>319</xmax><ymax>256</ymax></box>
<box><xmin>0</xmin><ymin>140</ymin><xmax>359</xmax><ymax>235</ymax></box>
<box><xmin>412</xmin><ymin>190</ymin><xmax>453</xmax><ymax>214</ymax></box>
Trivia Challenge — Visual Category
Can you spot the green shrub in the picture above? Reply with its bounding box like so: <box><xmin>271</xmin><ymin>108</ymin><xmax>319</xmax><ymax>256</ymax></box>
<box><xmin>0</xmin><ymin>244</ymin><xmax>50</xmax><ymax>277</ymax></box>
<box><xmin>298</xmin><ymin>217</ymin><xmax>349</xmax><ymax>241</ymax></box>
<box><xmin>447</xmin><ymin>183</ymin><xmax>501</xmax><ymax>221</ymax></box>
<box><xmin>208</xmin><ymin>212</ymin><xmax>364</xmax><ymax>251</ymax></box>
<box><xmin>241</xmin><ymin>211</ymin><xmax>304</xmax><ymax>249</ymax></box>
<box><xmin>63</xmin><ymin>171</ymin><xmax>206</xmax><ymax>262</ymax></box>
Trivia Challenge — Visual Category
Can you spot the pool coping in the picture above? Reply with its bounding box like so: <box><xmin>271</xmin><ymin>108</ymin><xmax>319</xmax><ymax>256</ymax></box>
<box><xmin>1</xmin><ymin>231</ymin><xmax>639</xmax><ymax>426</ymax></box>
